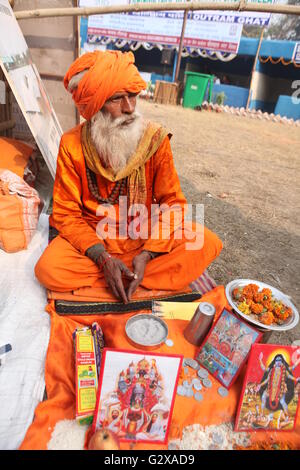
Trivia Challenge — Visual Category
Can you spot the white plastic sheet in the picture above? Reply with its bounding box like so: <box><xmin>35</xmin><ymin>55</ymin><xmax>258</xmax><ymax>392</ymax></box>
<box><xmin>0</xmin><ymin>214</ymin><xmax>50</xmax><ymax>449</ymax></box>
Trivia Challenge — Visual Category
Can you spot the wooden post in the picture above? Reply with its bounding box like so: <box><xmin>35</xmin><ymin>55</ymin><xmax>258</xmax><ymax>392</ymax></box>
<box><xmin>174</xmin><ymin>10</ymin><xmax>188</xmax><ymax>83</ymax></box>
<box><xmin>246</xmin><ymin>27</ymin><xmax>265</xmax><ymax>110</ymax></box>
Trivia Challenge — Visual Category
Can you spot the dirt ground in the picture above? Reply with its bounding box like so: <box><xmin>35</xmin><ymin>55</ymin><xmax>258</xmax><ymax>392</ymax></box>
<box><xmin>138</xmin><ymin>98</ymin><xmax>300</xmax><ymax>345</ymax></box>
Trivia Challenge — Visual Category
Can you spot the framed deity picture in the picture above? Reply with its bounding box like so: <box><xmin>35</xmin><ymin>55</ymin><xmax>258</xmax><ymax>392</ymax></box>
<box><xmin>92</xmin><ymin>348</ymin><xmax>183</xmax><ymax>444</ymax></box>
<box><xmin>235</xmin><ymin>344</ymin><xmax>300</xmax><ymax>432</ymax></box>
<box><xmin>195</xmin><ymin>308</ymin><xmax>262</xmax><ymax>388</ymax></box>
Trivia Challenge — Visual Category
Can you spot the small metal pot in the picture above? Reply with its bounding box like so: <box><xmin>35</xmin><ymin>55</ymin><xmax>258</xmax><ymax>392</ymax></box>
<box><xmin>183</xmin><ymin>302</ymin><xmax>216</xmax><ymax>346</ymax></box>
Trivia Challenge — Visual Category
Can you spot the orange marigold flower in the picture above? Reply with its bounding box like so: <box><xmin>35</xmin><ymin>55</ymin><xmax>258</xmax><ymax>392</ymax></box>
<box><xmin>273</xmin><ymin>307</ymin><xmax>283</xmax><ymax>317</ymax></box>
<box><xmin>261</xmin><ymin>288</ymin><xmax>272</xmax><ymax>299</ymax></box>
<box><xmin>249</xmin><ymin>284</ymin><xmax>259</xmax><ymax>293</ymax></box>
<box><xmin>263</xmin><ymin>300</ymin><xmax>273</xmax><ymax>311</ymax></box>
<box><xmin>253</xmin><ymin>293</ymin><xmax>264</xmax><ymax>303</ymax></box>
<box><xmin>260</xmin><ymin>311</ymin><xmax>274</xmax><ymax>325</ymax></box>
<box><xmin>251</xmin><ymin>303</ymin><xmax>264</xmax><ymax>315</ymax></box>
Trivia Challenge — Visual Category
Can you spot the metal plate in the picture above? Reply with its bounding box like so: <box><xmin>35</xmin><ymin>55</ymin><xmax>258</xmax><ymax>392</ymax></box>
<box><xmin>225</xmin><ymin>279</ymin><xmax>299</xmax><ymax>332</ymax></box>
<box><xmin>125</xmin><ymin>314</ymin><xmax>168</xmax><ymax>350</ymax></box>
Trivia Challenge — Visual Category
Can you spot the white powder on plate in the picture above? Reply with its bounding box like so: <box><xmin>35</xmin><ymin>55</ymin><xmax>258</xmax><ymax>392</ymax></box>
<box><xmin>127</xmin><ymin>317</ymin><xmax>167</xmax><ymax>345</ymax></box>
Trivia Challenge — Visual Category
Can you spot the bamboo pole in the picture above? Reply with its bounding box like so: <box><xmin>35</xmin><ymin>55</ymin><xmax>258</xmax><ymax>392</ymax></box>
<box><xmin>246</xmin><ymin>27</ymin><xmax>264</xmax><ymax>110</ymax></box>
<box><xmin>174</xmin><ymin>10</ymin><xmax>188</xmax><ymax>82</ymax></box>
<box><xmin>14</xmin><ymin>2</ymin><xmax>300</xmax><ymax>20</ymax></box>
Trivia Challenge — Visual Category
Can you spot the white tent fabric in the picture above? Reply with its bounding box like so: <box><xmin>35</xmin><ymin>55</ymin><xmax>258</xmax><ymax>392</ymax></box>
<box><xmin>0</xmin><ymin>214</ymin><xmax>50</xmax><ymax>450</ymax></box>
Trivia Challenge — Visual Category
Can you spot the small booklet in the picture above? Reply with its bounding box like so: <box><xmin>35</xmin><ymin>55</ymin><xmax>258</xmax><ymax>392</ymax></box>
<box><xmin>152</xmin><ymin>300</ymin><xmax>199</xmax><ymax>321</ymax></box>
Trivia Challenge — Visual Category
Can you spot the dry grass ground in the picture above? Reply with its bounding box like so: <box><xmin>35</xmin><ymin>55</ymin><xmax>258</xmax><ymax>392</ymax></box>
<box><xmin>138</xmin><ymin>98</ymin><xmax>300</xmax><ymax>344</ymax></box>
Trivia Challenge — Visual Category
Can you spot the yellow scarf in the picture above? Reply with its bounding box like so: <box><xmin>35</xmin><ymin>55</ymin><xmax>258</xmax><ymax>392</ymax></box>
<box><xmin>81</xmin><ymin>120</ymin><xmax>169</xmax><ymax>206</ymax></box>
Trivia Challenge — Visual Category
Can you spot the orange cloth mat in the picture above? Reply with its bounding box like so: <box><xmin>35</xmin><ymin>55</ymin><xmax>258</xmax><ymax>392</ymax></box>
<box><xmin>19</xmin><ymin>286</ymin><xmax>300</xmax><ymax>450</ymax></box>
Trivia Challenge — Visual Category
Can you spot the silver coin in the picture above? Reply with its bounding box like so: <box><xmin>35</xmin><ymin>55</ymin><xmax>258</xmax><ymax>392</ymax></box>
<box><xmin>193</xmin><ymin>381</ymin><xmax>202</xmax><ymax>391</ymax></box>
<box><xmin>183</xmin><ymin>380</ymin><xmax>191</xmax><ymax>388</ymax></box>
<box><xmin>165</xmin><ymin>339</ymin><xmax>174</xmax><ymax>347</ymax></box>
<box><xmin>185</xmin><ymin>357</ymin><xmax>195</xmax><ymax>368</ymax></box>
<box><xmin>192</xmin><ymin>378</ymin><xmax>201</xmax><ymax>386</ymax></box>
<box><xmin>194</xmin><ymin>392</ymin><xmax>203</xmax><ymax>402</ymax></box>
<box><xmin>218</xmin><ymin>386</ymin><xmax>228</xmax><ymax>397</ymax></box>
<box><xmin>197</xmin><ymin>368</ymin><xmax>209</xmax><ymax>379</ymax></box>
<box><xmin>185</xmin><ymin>388</ymin><xmax>194</xmax><ymax>398</ymax></box>
<box><xmin>184</xmin><ymin>366</ymin><xmax>189</xmax><ymax>375</ymax></box>
<box><xmin>177</xmin><ymin>385</ymin><xmax>186</xmax><ymax>396</ymax></box>
<box><xmin>188</xmin><ymin>359</ymin><xmax>199</xmax><ymax>370</ymax></box>
<box><xmin>202</xmin><ymin>378</ymin><xmax>212</xmax><ymax>388</ymax></box>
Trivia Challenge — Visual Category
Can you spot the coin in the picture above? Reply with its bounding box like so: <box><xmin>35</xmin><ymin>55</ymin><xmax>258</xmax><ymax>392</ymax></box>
<box><xmin>197</xmin><ymin>368</ymin><xmax>209</xmax><ymax>379</ymax></box>
<box><xmin>184</xmin><ymin>358</ymin><xmax>198</xmax><ymax>369</ymax></box>
<box><xmin>184</xmin><ymin>366</ymin><xmax>189</xmax><ymax>375</ymax></box>
<box><xmin>165</xmin><ymin>339</ymin><xmax>174</xmax><ymax>347</ymax></box>
<box><xmin>202</xmin><ymin>378</ymin><xmax>212</xmax><ymax>388</ymax></box>
<box><xmin>194</xmin><ymin>392</ymin><xmax>203</xmax><ymax>402</ymax></box>
<box><xmin>193</xmin><ymin>380</ymin><xmax>202</xmax><ymax>391</ymax></box>
<box><xmin>177</xmin><ymin>385</ymin><xmax>186</xmax><ymax>396</ymax></box>
<box><xmin>192</xmin><ymin>378</ymin><xmax>201</xmax><ymax>386</ymax></box>
<box><xmin>218</xmin><ymin>386</ymin><xmax>228</xmax><ymax>397</ymax></box>
<box><xmin>188</xmin><ymin>359</ymin><xmax>199</xmax><ymax>370</ymax></box>
<box><xmin>183</xmin><ymin>380</ymin><xmax>191</xmax><ymax>388</ymax></box>
<box><xmin>185</xmin><ymin>388</ymin><xmax>194</xmax><ymax>398</ymax></box>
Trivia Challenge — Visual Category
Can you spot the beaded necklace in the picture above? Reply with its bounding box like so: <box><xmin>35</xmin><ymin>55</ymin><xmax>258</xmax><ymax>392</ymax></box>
<box><xmin>86</xmin><ymin>165</ymin><xmax>127</xmax><ymax>205</ymax></box>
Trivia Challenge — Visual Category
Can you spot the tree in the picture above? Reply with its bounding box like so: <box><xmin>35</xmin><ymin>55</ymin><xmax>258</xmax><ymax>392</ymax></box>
<box><xmin>242</xmin><ymin>0</ymin><xmax>300</xmax><ymax>40</ymax></box>
<box><xmin>267</xmin><ymin>0</ymin><xmax>300</xmax><ymax>40</ymax></box>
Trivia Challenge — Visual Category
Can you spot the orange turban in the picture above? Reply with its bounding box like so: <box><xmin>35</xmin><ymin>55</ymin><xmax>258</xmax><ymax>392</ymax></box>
<box><xmin>64</xmin><ymin>50</ymin><xmax>147</xmax><ymax>120</ymax></box>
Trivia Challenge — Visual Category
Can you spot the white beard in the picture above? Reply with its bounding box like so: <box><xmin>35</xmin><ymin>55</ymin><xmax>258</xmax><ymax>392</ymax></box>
<box><xmin>90</xmin><ymin>110</ymin><xmax>146</xmax><ymax>174</ymax></box>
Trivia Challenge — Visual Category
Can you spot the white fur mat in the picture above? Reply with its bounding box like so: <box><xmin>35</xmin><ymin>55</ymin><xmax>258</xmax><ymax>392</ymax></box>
<box><xmin>47</xmin><ymin>420</ymin><xmax>88</xmax><ymax>450</ymax></box>
<box><xmin>0</xmin><ymin>214</ymin><xmax>50</xmax><ymax>449</ymax></box>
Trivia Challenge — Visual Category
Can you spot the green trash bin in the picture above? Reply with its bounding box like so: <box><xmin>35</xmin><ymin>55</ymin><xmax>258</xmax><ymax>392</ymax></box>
<box><xmin>183</xmin><ymin>72</ymin><xmax>213</xmax><ymax>109</ymax></box>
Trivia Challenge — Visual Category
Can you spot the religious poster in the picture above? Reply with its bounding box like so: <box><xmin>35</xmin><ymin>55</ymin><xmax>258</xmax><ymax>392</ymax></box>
<box><xmin>0</xmin><ymin>0</ymin><xmax>62</xmax><ymax>178</ymax></box>
<box><xmin>92</xmin><ymin>348</ymin><xmax>183</xmax><ymax>444</ymax></box>
<box><xmin>235</xmin><ymin>344</ymin><xmax>300</xmax><ymax>432</ymax></box>
<box><xmin>195</xmin><ymin>309</ymin><xmax>262</xmax><ymax>388</ymax></box>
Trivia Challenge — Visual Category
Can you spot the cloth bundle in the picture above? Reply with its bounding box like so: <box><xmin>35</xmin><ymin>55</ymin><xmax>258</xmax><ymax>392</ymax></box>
<box><xmin>0</xmin><ymin>169</ymin><xmax>41</xmax><ymax>252</ymax></box>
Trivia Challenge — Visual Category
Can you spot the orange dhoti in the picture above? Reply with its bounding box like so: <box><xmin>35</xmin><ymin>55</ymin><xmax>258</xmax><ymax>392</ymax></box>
<box><xmin>35</xmin><ymin>224</ymin><xmax>223</xmax><ymax>297</ymax></box>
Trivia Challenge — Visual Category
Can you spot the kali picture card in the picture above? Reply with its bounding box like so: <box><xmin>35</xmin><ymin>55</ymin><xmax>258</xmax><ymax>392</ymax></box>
<box><xmin>92</xmin><ymin>348</ymin><xmax>183</xmax><ymax>444</ymax></box>
<box><xmin>195</xmin><ymin>308</ymin><xmax>262</xmax><ymax>388</ymax></box>
<box><xmin>235</xmin><ymin>344</ymin><xmax>300</xmax><ymax>432</ymax></box>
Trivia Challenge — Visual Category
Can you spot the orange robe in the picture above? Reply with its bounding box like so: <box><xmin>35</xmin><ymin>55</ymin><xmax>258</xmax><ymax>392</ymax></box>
<box><xmin>35</xmin><ymin>123</ymin><xmax>223</xmax><ymax>295</ymax></box>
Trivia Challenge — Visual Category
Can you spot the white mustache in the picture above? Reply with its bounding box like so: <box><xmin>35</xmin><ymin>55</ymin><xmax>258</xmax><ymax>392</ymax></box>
<box><xmin>111</xmin><ymin>112</ymin><xmax>141</xmax><ymax>129</ymax></box>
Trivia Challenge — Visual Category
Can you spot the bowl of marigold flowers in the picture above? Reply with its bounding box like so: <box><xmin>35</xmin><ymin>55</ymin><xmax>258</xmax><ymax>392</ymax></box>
<box><xmin>225</xmin><ymin>280</ymin><xmax>299</xmax><ymax>331</ymax></box>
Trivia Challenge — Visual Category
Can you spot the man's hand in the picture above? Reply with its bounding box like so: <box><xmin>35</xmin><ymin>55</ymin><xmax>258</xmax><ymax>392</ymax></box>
<box><xmin>127</xmin><ymin>251</ymin><xmax>152</xmax><ymax>301</ymax></box>
<box><xmin>97</xmin><ymin>252</ymin><xmax>136</xmax><ymax>303</ymax></box>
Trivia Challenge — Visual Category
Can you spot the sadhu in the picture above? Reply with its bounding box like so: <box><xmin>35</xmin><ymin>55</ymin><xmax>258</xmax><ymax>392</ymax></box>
<box><xmin>35</xmin><ymin>50</ymin><xmax>223</xmax><ymax>303</ymax></box>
